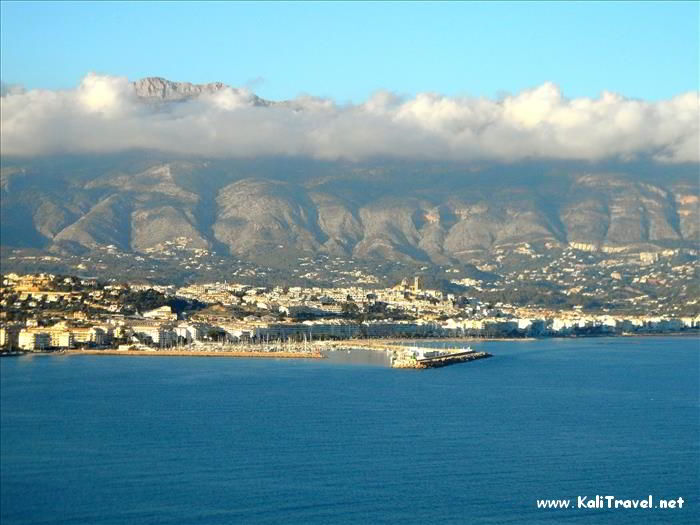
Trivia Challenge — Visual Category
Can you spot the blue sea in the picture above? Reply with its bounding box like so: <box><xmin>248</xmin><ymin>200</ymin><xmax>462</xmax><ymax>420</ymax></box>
<box><xmin>1</xmin><ymin>337</ymin><xmax>698</xmax><ymax>524</ymax></box>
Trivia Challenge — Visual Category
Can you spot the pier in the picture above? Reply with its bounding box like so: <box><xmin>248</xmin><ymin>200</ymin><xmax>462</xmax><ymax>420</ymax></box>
<box><xmin>391</xmin><ymin>349</ymin><xmax>492</xmax><ymax>369</ymax></box>
<box><xmin>322</xmin><ymin>340</ymin><xmax>492</xmax><ymax>368</ymax></box>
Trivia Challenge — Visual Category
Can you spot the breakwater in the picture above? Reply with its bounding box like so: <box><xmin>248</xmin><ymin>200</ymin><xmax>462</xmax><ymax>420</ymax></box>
<box><xmin>322</xmin><ymin>340</ymin><xmax>492</xmax><ymax>368</ymax></box>
<box><xmin>391</xmin><ymin>350</ymin><xmax>492</xmax><ymax>369</ymax></box>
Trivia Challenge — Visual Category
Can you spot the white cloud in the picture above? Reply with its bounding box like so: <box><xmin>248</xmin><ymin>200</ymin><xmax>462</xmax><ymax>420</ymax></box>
<box><xmin>1</xmin><ymin>73</ymin><xmax>697</xmax><ymax>163</ymax></box>
<box><xmin>77</xmin><ymin>72</ymin><xmax>133</xmax><ymax>114</ymax></box>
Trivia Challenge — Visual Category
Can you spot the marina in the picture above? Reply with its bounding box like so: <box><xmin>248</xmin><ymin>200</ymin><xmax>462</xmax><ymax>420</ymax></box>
<box><xmin>13</xmin><ymin>339</ymin><xmax>493</xmax><ymax>369</ymax></box>
<box><xmin>60</xmin><ymin>348</ymin><xmax>324</xmax><ymax>359</ymax></box>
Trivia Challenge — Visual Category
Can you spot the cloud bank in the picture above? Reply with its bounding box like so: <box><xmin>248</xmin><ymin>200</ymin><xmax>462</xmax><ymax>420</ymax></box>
<box><xmin>1</xmin><ymin>73</ymin><xmax>698</xmax><ymax>163</ymax></box>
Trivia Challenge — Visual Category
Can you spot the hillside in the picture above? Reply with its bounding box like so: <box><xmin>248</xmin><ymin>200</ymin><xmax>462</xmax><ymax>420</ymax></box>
<box><xmin>1</xmin><ymin>156</ymin><xmax>697</xmax><ymax>265</ymax></box>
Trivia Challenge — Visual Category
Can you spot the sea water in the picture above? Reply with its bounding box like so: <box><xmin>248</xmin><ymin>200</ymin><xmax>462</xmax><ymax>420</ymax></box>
<box><xmin>1</xmin><ymin>336</ymin><xmax>698</xmax><ymax>524</ymax></box>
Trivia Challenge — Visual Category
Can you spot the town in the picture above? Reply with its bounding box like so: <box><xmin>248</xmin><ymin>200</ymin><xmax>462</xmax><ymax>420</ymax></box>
<box><xmin>1</xmin><ymin>264</ymin><xmax>698</xmax><ymax>354</ymax></box>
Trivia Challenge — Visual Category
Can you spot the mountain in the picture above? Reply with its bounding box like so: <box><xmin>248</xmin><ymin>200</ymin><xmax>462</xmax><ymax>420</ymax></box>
<box><xmin>133</xmin><ymin>77</ymin><xmax>227</xmax><ymax>101</ymax></box>
<box><xmin>1</xmin><ymin>78</ymin><xmax>697</xmax><ymax>263</ymax></box>
<box><xmin>132</xmin><ymin>76</ymin><xmax>272</xmax><ymax>106</ymax></box>
<box><xmin>1</xmin><ymin>154</ymin><xmax>698</xmax><ymax>266</ymax></box>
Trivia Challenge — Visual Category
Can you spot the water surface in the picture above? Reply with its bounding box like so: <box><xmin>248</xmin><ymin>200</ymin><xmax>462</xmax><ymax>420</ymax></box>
<box><xmin>2</xmin><ymin>336</ymin><xmax>698</xmax><ymax>524</ymax></box>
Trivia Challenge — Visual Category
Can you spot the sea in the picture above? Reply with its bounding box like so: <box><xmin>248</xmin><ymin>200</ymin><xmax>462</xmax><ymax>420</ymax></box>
<box><xmin>1</xmin><ymin>336</ymin><xmax>698</xmax><ymax>524</ymax></box>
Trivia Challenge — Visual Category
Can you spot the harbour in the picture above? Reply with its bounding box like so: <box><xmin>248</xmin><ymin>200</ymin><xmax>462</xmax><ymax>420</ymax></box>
<box><xmin>322</xmin><ymin>340</ymin><xmax>492</xmax><ymax>368</ymax></box>
<box><xmin>13</xmin><ymin>339</ymin><xmax>493</xmax><ymax>369</ymax></box>
<box><xmin>59</xmin><ymin>348</ymin><xmax>324</xmax><ymax>359</ymax></box>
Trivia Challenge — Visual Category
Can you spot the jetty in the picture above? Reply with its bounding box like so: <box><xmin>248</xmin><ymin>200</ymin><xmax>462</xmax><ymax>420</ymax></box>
<box><xmin>323</xmin><ymin>340</ymin><xmax>492</xmax><ymax>369</ymax></box>
<box><xmin>390</xmin><ymin>348</ymin><xmax>491</xmax><ymax>369</ymax></box>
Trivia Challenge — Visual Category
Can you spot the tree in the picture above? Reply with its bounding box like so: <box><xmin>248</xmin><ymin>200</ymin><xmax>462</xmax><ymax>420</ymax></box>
<box><xmin>205</xmin><ymin>327</ymin><xmax>227</xmax><ymax>341</ymax></box>
<box><xmin>341</xmin><ymin>302</ymin><xmax>360</xmax><ymax>317</ymax></box>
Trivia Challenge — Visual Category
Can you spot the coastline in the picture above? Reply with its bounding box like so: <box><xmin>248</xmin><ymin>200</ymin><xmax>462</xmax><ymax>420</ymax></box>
<box><xmin>58</xmin><ymin>349</ymin><xmax>324</xmax><ymax>359</ymax></box>
<box><xmin>363</xmin><ymin>337</ymin><xmax>536</xmax><ymax>343</ymax></box>
<box><xmin>619</xmin><ymin>331</ymin><xmax>700</xmax><ymax>338</ymax></box>
<box><xmin>353</xmin><ymin>333</ymin><xmax>700</xmax><ymax>345</ymax></box>
<box><xmin>2</xmin><ymin>332</ymin><xmax>697</xmax><ymax>359</ymax></box>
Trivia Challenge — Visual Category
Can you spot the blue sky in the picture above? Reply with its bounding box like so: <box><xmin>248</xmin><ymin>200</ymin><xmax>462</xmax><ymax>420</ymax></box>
<box><xmin>1</xmin><ymin>1</ymin><xmax>697</xmax><ymax>102</ymax></box>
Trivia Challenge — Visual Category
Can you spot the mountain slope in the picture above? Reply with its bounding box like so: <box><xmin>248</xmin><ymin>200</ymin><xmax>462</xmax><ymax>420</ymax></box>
<box><xmin>1</xmin><ymin>157</ymin><xmax>698</xmax><ymax>264</ymax></box>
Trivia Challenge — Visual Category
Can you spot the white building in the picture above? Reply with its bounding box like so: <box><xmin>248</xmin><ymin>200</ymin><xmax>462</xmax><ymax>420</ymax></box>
<box><xmin>175</xmin><ymin>323</ymin><xmax>204</xmax><ymax>343</ymax></box>
<box><xmin>18</xmin><ymin>330</ymin><xmax>51</xmax><ymax>351</ymax></box>
<box><xmin>142</xmin><ymin>306</ymin><xmax>177</xmax><ymax>321</ymax></box>
<box><xmin>131</xmin><ymin>323</ymin><xmax>176</xmax><ymax>346</ymax></box>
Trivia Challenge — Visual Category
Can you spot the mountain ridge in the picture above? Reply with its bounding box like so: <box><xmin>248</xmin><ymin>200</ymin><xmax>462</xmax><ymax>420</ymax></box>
<box><xmin>132</xmin><ymin>76</ymin><xmax>273</xmax><ymax>107</ymax></box>
<box><xmin>1</xmin><ymin>157</ymin><xmax>697</xmax><ymax>265</ymax></box>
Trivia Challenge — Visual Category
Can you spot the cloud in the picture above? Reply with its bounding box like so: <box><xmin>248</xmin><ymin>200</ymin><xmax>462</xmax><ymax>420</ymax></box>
<box><xmin>0</xmin><ymin>82</ymin><xmax>25</xmax><ymax>97</ymax></box>
<box><xmin>76</xmin><ymin>72</ymin><xmax>134</xmax><ymax>114</ymax></box>
<box><xmin>1</xmin><ymin>73</ymin><xmax>697</xmax><ymax>163</ymax></box>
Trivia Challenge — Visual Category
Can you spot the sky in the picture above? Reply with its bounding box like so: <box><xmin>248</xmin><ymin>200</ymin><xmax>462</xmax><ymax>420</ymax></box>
<box><xmin>1</xmin><ymin>1</ymin><xmax>698</xmax><ymax>102</ymax></box>
<box><xmin>1</xmin><ymin>1</ymin><xmax>698</xmax><ymax>163</ymax></box>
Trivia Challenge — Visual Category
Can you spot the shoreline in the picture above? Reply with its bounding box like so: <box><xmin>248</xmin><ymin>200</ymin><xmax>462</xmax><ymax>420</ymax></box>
<box><xmin>2</xmin><ymin>332</ymin><xmax>697</xmax><ymax>358</ymax></box>
<box><xmin>619</xmin><ymin>331</ymin><xmax>700</xmax><ymax>338</ymax></box>
<box><xmin>58</xmin><ymin>349</ymin><xmax>324</xmax><ymax>359</ymax></box>
<box><xmin>345</xmin><ymin>337</ymin><xmax>537</xmax><ymax>344</ymax></box>
<box><xmin>351</xmin><ymin>332</ymin><xmax>700</xmax><ymax>345</ymax></box>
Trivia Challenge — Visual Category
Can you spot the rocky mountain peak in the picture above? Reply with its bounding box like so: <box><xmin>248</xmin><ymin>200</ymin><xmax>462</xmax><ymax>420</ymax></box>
<box><xmin>132</xmin><ymin>77</ymin><xmax>227</xmax><ymax>101</ymax></box>
<box><xmin>132</xmin><ymin>76</ymin><xmax>273</xmax><ymax>107</ymax></box>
